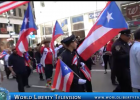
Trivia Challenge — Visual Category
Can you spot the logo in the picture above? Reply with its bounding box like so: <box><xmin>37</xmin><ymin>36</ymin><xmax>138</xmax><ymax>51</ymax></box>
<box><xmin>0</xmin><ymin>87</ymin><xmax>10</xmax><ymax>100</ymax></box>
<box><xmin>126</xmin><ymin>4</ymin><xmax>140</xmax><ymax>19</ymax></box>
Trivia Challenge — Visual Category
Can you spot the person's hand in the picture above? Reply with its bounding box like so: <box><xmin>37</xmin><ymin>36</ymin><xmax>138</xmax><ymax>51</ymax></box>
<box><xmin>78</xmin><ymin>79</ymin><xmax>86</xmax><ymax>84</ymax></box>
<box><xmin>11</xmin><ymin>71</ymin><xmax>16</xmax><ymax>77</ymax></box>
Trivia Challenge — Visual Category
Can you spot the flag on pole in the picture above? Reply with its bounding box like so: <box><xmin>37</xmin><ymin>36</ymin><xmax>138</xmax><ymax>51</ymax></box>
<box><xmin>52</xmin><ymin>59</ymin><xmax>74</xmax><ymax>92</ymax></box>
<box><xmin>0</xmin><ymin>51</ymin><xmax>7</xmax><ymax>58</ymax></box>
<box><xmin>0</xmin><ymin>1</ymin><xmax>29</xmax><ymax>15</ymax></box>
<box><xmin>80</xmin><ymin>64</ymin><xmax>91</xmax><ymax>81</ymax></box>
<box><xmin>50</xmin><ymin>21</ymin><xmax>64</xmax><ymax>54</ymax></box>
<box><xmin>77</xmin><ymin>1</ymin><xmax>128</xmax><ymax>61</ymax></box>
<box><xmin>36</xmin><ymin>63</ymin><xmax>44</xmax><ymax>73</ymax></box>
<box><xmin>16</xmin><ymin>3</ymin><xmax>37</xmax><ymax>56</ymax></box>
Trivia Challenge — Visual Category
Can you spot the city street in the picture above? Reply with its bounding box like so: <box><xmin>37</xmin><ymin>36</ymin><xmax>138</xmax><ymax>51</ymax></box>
<box><xmin>1</xmin><ymin>62</ymin><xmax>138</xmax><ymax>92</ymax></box>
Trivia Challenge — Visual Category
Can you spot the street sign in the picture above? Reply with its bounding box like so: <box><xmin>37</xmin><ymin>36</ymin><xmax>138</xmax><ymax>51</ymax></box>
<box><xmin>7</xmin><ymin>26</ymin><xmax>13</xmax><ymax>31</ymax></box>
<box><xmin>29</xmin><ymin>35</ymin><xmax>35</xmax><ymax>39</ymax></box>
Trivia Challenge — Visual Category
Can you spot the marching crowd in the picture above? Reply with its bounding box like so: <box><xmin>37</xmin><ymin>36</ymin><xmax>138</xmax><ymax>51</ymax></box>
<box><xmin>0</xmin><ymin>28</ymin><xmax>140</xmax><ymax>92</ymax></box>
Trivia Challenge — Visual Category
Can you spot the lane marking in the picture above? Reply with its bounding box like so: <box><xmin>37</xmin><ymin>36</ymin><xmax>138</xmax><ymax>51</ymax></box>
<box><xmin>31</xmin><ymin>85</ymin><xmax>46</xmax><ymax>88</ymax></box>
<box><xmin>32</xmin><ymin>85</ymin><xmax>97</xmax><ymax>92</ymax></box>
<box><xmin>91</xmin><ymin>69</ymin><xmax>111</xmax><ymax>72</ymax></box>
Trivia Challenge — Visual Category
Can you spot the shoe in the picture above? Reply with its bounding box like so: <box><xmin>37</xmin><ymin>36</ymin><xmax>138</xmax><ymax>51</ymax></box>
<box><xmin>112</xmin><ymin>82</ymin><xmax>118</xmax><ymax>85</ymax></box>
<box><xmin>26</xmin><ymin>85</ymin><xmax>31</xmax><ymax>88</ymax></box>
<box><xmin>40</xmin><ymin>79</ymin><xmax>44</xmax><ymax>81</ymax></box>
<box><xmin>104</xmin><ymin>71</ymin><xmax>107</xmax><ymax>74</ymax></box>
<box><xmin>51</xmin><ymin>85</ymin><xmax>55</xmax><ymax>92</ymax></box>
<box><xmin>46</xmin><ymin>84</ymin><xmax>51</xmax><ymax>88</ymax></box>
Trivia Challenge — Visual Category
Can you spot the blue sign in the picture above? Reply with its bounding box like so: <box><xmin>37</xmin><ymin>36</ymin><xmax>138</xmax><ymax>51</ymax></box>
<box><xmin>29</xmin><ymin>35</ymin><xmax>35</xmax><ymax>39</ymax></box>
<box><xmin>89</xmin><ymin>13</ymin><xmax>94</xmax><ymax>19</ymax></box>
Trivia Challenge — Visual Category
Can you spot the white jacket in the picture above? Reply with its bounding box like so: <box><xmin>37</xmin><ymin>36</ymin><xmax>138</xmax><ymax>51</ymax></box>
<box><xmin>130</xmin><ymin>41</ymin><xmax>140</xmax><ymax>89</ymax></box>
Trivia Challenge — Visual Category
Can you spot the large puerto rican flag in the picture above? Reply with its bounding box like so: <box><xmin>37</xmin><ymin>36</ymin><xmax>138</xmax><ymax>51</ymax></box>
<box><xmin>52</xmin><ymin>59</ymin><xmax>74</xmax><ymax>92</ymax></box>
<box><xmin>77</xmin><ymin>1</ymin><xmax>128</xmax><ymax>61</ymax></box>
<box><xmin>0</xmin><ymin>1</ymin><xmax>29</xmax><ymax>14</ymax></box>
<box><xmin>50</xmin><ymin>21</ymin><xmax>64</xmax><ymax>55</ymax></box>
<box><xmin>16</xmin><ymin>3</ymin><xmax>37</xmax><ymax>56</ymax></box>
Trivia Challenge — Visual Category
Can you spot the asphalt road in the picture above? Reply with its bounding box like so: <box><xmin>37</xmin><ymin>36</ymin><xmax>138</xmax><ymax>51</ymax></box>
<box><xmin>0</xmin><ymin>62</ymin><xmax>138</xmax><ymax>92</ymax></box>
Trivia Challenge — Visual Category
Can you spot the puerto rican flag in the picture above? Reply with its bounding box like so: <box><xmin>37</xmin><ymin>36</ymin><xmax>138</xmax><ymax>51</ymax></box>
<box><xmin>72</xmin><ymin>55</ymin><xmax>78</xmax><ymax>66</ymax></box>
<box><xmin>52</xmin><ymin>59</ymin><xmax>74</xmax><ymax>92</ymax></box>
<box><xmin>50</xmin><ymin>21</ymin><xmax>64</xmax><ymax>55</ymax></box>
<box><xmin>23</xmin><ymin>52</ymin><xmax>30</xmax><ymax>66</ymax></box>
<box><xmin>36</xmin><ymin>63</ymin><xmax>44</xmax><ymax>73</ymax></box>
<box><xmin>77</xmin><ymin>1</ymin><xmax>128</xmax><ymax>61</ymax></box>
<box><xmin>80</xmin><ymin>64</ymin><xmax>91</xmax><ymax>81</ymax></box>
<box><xmin>0</xmin><ymin>1</ymin><xmax>29</xmax><ymax>15</ymax></box>
<box><xmin>16</xmin><ymin>3</ymin><xmax>37</xmax><ymax>56</ymax></box>
<box><xmin>0</xmin><ymin>51</ymin><xmax>7</xmax><ymax>58</ymax></box>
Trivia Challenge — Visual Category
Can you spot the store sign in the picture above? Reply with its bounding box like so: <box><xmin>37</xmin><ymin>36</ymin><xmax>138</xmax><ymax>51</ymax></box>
<box><xmin>127</xmin><ymin>20</ymin><xmax>140</xmax><ymax>27</ymax></box>
<box><xmin>95</xmin><ymin>11</ymin><xmax>101</xmax><ymax>18</ymax></box>
<box><xmin>89</xmin><ymin>13</ymin><xmax>94</xmax><ymax>19</ymax></box>
<box><xmin>126</xmin><ymin>4</ymin><xmax>140</xmax><ymax>19</ymax></box>
<box><xmin>0</xmin><ymin>28</ymin><xmax>7</xmax><ymax>34</ymax></box>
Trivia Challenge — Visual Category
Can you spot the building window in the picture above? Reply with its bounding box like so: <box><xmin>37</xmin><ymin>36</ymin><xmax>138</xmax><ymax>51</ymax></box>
<box><xmin>44</xmin><ymin>22</ymin><xmax>52</xmax><ymax>35</ymax></box>
<box><xmin>72</xmin><ymin>15</ymin><xmax>83</xmax><ymax>23</ymax></box>
<box><xmin>14</xmin><ymin>24</ymin><xmax>21</xmax><ymax>34</ymax></box>
<box><xmin>13</xmin><ymin>9</ymin><xmax>16</xmax><ymax>16</ymax></box>
<box><xmin>18</xmin><ymin>8</ymin><xmax>22</xmax><ymax>17</ymax></box>
<box><xmin>24</xmin><ymin>9</ymin><xmax>26</xmax><ymax>15</ymax></box>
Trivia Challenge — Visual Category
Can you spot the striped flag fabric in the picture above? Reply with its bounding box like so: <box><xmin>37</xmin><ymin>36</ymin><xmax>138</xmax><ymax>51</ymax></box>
<box><xmin>36</xmin><ymin>63</ymin><xmax>44</xmax><ymax>73</ymax></box>
<box><xmin>72</xmin><ymin>55</ymin><xmax>78</xmax><ymax>66</ymax></box>
<box><xmin>80</xmin><ymin>63</ymin><xmax>91</xmax><ymax>81</ymax></box>
<box><xmin>0</xmin><ymin>51</ymin><xmax>7</xmax><ymax>58</ymax></box>
<box><xmin>77</xmin><ymin>1</ymin><xmax>128</xmax><ymax>61</ymax></box>
<box><xmin>52</xmin><ymin>59</ymin><xmax>74</xmax><ymax>92</ymax></box>
<box><xmin>16</xmin><ymin>3</ymin><xmax>37</xmax><ymax>56</ymax></box>
<box><xmin>0</xmin><ymin>1</ymin><xmax>29</xmax><ymax>15</ymax></box>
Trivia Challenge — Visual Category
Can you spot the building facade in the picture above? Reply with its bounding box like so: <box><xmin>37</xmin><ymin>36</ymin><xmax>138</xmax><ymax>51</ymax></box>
<box><xmin>0</xmin><ymin>2</ymin><xmax>35</xmax><ymax>52</ymax></box>
<box><xmin>34</xmin><ymin>1</ymin><xmax>107</xmax><ymax>43</ymax></box>
<box><xmin>116</xmin><ymin>1</ymin><xmax>140</xmax><ymax>32</ymax></box>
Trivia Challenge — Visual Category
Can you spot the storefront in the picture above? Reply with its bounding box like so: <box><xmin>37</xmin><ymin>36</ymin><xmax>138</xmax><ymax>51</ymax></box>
<box><xmin>121</xmin><ymin>1</ymin><xmax>140</xmax><ymax>31</ymax></box>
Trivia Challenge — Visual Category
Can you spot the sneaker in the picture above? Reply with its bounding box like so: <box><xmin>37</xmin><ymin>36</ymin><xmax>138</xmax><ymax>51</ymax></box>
<box><xmin>26</xmin><ymin>85</ymin><xmax>31</xmax><ymax>88</ymax></box>
<box><xmin>46</xmin><ymin>84</ymin><xmax>51</xmax><ymax>88</ymax></box>
<box><xmin>51</xmin><ymin>85</ymin><xmax>55</xmax><ymax>92</ymax></box>
<box><xmin>40</xmin><ymin>79</ymin><xmax>44</xmax><ymax>81</ymax></box>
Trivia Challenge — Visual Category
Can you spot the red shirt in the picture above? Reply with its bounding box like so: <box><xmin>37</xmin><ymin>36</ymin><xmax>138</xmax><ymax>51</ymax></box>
<box><xmin>41</xmin><ymin>47</ymin><xmax>53</xmax><ymax>65</ymax></box>
<box><xmin>106</xmin><ymin>41</ymin><xmax>113</xmax><ymax>52</ymax></box>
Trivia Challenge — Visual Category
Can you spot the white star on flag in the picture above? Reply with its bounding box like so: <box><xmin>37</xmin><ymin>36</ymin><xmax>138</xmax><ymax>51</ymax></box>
<box><xmin>24</xmin><ymin>18</ymin><xmax>29</xmax><ymax>25</ymax></box>
<box><xmin>106</xmin><ymin>12</ymin><xmax>113</xmax><ymax>23</ymax></box>
<box><xmin>64</xmin><ymin>66</ymin><xmax>68</xmax><ymax>70</ymax></box>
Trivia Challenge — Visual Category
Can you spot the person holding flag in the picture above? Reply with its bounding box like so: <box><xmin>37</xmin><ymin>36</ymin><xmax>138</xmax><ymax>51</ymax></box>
<box><xmin>57</xmin><ymin>34</ymin><xmax>87</xmax><ymax>92</ymax></box>
<box><xmin>8</xmin><ymin>2</ymin><xmax>37</xmax><ymax>92</ymax></box>
<box><xmin>23</xmin><ymin>52</ymin><xmax>32</xmax><ymax>88</ymax></box>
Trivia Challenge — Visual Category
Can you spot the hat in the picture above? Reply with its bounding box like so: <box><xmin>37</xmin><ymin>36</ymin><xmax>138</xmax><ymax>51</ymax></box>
<box><xmin>63</xmin><ymin>34</ymin><xmax>76</xmax><ymax>45</ymax></box>
<box><xmin>44</xmin><ymin>40</ymin><xmax>50</xmax><ymax>44</ymax></box>
<box><xmin>120</xmin><ymin>29</ymin><xmax>131</xmax><ymax>37</ymax></box>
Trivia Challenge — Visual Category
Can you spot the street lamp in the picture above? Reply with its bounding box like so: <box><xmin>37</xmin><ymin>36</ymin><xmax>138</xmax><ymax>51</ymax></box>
<box><xmin>2</xmin><ymin>10</ymin><xmax>14</xmax><ymax>38</ymax></box>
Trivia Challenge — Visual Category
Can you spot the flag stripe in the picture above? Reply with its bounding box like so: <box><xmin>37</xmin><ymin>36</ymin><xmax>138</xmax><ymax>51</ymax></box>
<box><xmin>52</xmin><ymin>60</ymin><xmax>61</xmax><ymax>88</ymax></box>
<box><xmin>0</xmin><ymin>1</ymin><xmax>29</xmax><ymax>14</ymax></box>
<box><xmin>79</xmin><ymin>28</ymin><xmax>125</xmax><ymax>60</ymax></box>
<box><xmin>77</xmin><ymin>26</ymin><xmax>112</xmax><ymax>55</ymax></box>
<box><xmin>66</xmin><ymin>73</ymin><xmax>73</xmax><ymax>92</ymax></box>
<box><xmin>0</xmin><ymin>1</ymin><xmax>16</xmax><ymax>9</ymax></box>
<box><xmin>63</xmin><ymin>73</ymin><xmax>70</xmax><ymax>91</ymax></box>
<box><xmin>56</xmin><ymin>69</ymin><xmax>62</xmax><ymax>89</ymax></box>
